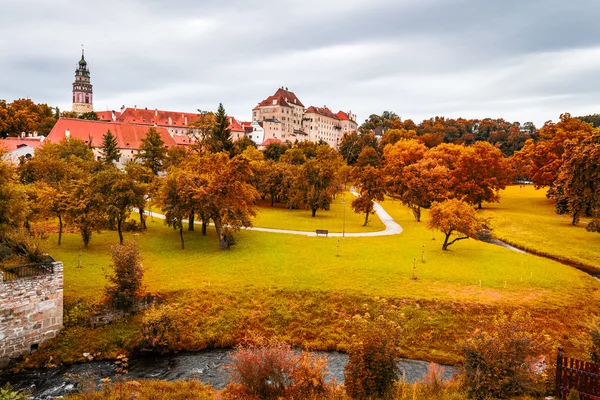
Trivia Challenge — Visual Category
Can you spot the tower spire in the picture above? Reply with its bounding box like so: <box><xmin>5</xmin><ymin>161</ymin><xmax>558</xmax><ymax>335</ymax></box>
<box><xmin>72</xmin><ymin>48</ymin><xmax>93</xmax><ymax>115</ymax></box>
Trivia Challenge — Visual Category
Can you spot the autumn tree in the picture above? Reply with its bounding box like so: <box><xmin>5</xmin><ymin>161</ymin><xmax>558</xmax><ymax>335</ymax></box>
<box><xmin>0</xmin><ymin>98</ymin><xmax>57</xmax><ymax>138</ymax></box>
<box><xmin>550</xmin><ymin>134</ymin><xmax>600</xmax><ymax>227</ymax></box>
<box><xmin>125</xmin><ymin>162</ymin><xmax>155</xmax><ymax>230</ymax></box>
<box><xmin>158</xmin><ymin>167</ymin><xmax>188</xmax><ymax>249</ymax></box>
<box><xmin>187</xmin><ymin>111</ymin><xmax>215</xmax><ymax>151</ymax></box>
<box><xmin>18</xmin><ymin>139</ymin><xmax>91</xmax><ymax>244</ymax></box>
<box><xmin>106</xmin><ymin>240</ymin><xmax>144</xmax><ymax>311</ymax></box>
<box><xmin>452</xmin><ymin>141</ymin><xmax>513</xmax><ymax>208</ymax></box>
<box><xmin>352</xmin><ymin>165</ymin><xmax>385</xmax><ymax>226</ymax></box>
<box><xmin>382</xmin><ymin>139</ymin><xmax>429</xmax><ymax>221</ymax></box>
<box><xmin>64</xmin><ymin>177</ymin><xmax>106</xmax><ymax>247</ymax></box>
<box><xmin>513</xmin><ymin>114</ymin><xmax>594</xmax><ymax>187</ymax></box>
<box><xmin>94</xmin><ymin>167</ymin><xmax>141</xmax><ymax>244</ymax></box>
<box><xmin>263</xmin><ymin>141</ymin><xmax>288</xmax><ymax>161</ymax></box>
<box><xmin>137</xmin><ymin>127</ymin><xmax>167</xmax><ymax>175</ymax></box>
<box><xmin>338</xmin><ymin>131</ymin><xmax>362</xmax><ymax>165</ymax></box>
<box><xmin>295</xmin><ymin>146</ymin><xmax>343</xmax><ymax>217</ymax></box>
<box><xmin>0</xmin><ymin>154</ymin><xmax>28</xmax><ymax>237</ymax></box>
<box><xmin>380</xmin><ymin>128</ymin><xmax>416</xmax><ymax>148</ymax></box>
<box><xmin>185</xmin><ymin>152</ymin><xmax>259</xmax><ymax>249</ymax></box>
<box><xmin>427</xmin><ymin>199</ymin><xmax>482</xmax><ymax>250</ymax></box>
<box><xmin>100</xmin><ymin>129</ymin><xmax>121</xmax><ymax>165</ymax></box>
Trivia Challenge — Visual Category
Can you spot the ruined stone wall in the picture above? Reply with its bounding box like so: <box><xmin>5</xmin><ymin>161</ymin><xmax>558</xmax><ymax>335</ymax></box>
<box><xmin>0</xmin><ymin>262</ymin><xmax>63</xmax><ymax>367</ymax></box>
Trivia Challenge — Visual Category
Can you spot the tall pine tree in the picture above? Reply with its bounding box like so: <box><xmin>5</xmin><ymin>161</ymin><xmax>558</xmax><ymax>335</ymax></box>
<box><xmin>137</xmin><ymin>127</ymin><xmax>167</xmax><ymax>175</ymax></box>
<box><xmin>208</xmin><ymin>103</ymin><xmax>233</xmax><ymax>155</ymax></box>
<box><xmin>100</xmin><ymin>129</ymin><xmax>121</xmax><ymax>165</ymax></box>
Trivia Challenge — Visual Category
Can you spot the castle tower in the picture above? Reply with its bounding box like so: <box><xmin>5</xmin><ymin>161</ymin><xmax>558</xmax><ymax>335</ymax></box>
<box><xmin>71</xmin><ymin>49</ymin><xmax>93</xmax><ymax>114</ymax></box>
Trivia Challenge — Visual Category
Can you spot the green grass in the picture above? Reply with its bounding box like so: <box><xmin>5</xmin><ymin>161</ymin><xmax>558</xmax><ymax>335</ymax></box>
<box><xmin>27</xmin><ymin>193</ymin><xmax>599</xmax><ymax>368</ymax></box>
<box><xmin>51</xmin><ymin>197</ymin><xmax>597</xmax><ymax>308</ymax></box>
<box><xmin>252</xmin><ymin>191</ymin><xmax>385</xmax><ymax>233</ymax></box>
<box><xmin>481</xmin><ymin>185</ymin><xmax>600</xmax><ymax>271</ymax></box>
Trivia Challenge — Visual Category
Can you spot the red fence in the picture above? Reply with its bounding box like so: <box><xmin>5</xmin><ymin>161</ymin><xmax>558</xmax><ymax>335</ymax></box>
<box><xmin>556</xmin><ymin>346</ymin><xmax>600</xmax><ymax>400</ymax></box>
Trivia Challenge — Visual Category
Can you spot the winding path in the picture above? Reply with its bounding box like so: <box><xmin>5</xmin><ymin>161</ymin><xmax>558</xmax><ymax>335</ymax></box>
<box><xmin>146</xmin><ymin>190</ymin><xmax>403</xmax><ymax>237</ymax></box>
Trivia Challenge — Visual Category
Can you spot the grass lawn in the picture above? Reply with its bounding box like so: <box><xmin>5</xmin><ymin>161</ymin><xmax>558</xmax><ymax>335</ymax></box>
<box><xmin>147</xmin><ymin>191</ymin><xmax>385</xmax><ymax>233</ymax></box>
<box><xmin>25</xmin><ymin>194</ymin><xmax>599</xmax><ymax>368</ymax></box>
<box><xmin>481</xmin><ymin>185</ymin><xmax>600</xmax><ymax>271</ymax></box>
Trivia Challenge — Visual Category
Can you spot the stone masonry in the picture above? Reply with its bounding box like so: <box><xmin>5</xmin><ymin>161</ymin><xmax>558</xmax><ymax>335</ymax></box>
<box><xmin>0</xmin><ymin>262</ymin><xmax>63</xmax><ymax>367</ymax></box>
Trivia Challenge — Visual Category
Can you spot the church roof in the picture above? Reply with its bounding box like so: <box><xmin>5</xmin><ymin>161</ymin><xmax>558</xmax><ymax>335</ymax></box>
<box><xmin>47</xmin><ymin>118</ymin><xmax>177</xmax><ymax>149</ymax></box>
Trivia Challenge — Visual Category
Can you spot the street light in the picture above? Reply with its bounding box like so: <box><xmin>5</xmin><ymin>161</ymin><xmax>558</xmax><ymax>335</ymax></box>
<box><xmin>342</xmin><ymin>195</ymin><xmax>346</xmax><ymax>238</ymax></box>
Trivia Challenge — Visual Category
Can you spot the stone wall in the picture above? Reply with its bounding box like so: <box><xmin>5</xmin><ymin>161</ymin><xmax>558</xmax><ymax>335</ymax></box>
<box><xmin>0</xmin><ymin>262</ymin><xmax>63</xmax><ymax>367</ymax></box>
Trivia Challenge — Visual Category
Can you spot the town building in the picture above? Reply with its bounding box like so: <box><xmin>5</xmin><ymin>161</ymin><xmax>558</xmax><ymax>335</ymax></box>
<box><xmin>252</xmin><ymin>87</ymin><xmax>308</xmax><ymax>142</ymax></box>
<box><xmin>0</xmin><ymin>134</ymin><xmax>45</xmax><ymax>163</ymax></box>
<box><xmin>46</xmin><ymin>118</ymin><xmax>176</xmax><ymax>165</ymax></box>
<box><xmin>242</xmin><ymin>121</ymin><xmax>265</xmax><ymax>145</ymax></box>
<box><xmin>72</xmin><ymin>50</ymin><xmax>93</xmax><ymax>115</ymax></box>
<box><xmin>252</xmin><ymin>87</ymin><xmax>357</xmax><ymax>149</ymax></box>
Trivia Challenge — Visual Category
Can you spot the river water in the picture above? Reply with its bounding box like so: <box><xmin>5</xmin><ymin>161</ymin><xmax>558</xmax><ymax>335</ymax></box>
<box><xmin>1</xmin><ymin>349</ymin><xmax>457</xmax><ymax>399</ymax></box>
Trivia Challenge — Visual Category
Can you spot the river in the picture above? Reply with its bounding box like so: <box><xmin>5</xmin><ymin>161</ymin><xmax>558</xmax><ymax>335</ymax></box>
<box><xmin>1</xmin><ymin>349</ymin><xmax>457</xmax><ymax>399</ymax></box>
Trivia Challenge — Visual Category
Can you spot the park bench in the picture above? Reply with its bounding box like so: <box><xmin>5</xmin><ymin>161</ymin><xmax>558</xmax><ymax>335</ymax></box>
<box><xmin>316</xmin><ymin>229</ymin><xmax>329</xmax><ymax>237</ymax></box>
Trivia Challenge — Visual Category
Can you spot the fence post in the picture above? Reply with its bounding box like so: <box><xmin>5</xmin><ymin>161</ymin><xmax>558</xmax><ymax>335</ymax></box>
<box><xmin>556</xmin><ymin>346</ymin><xmax>564</xmax><ymax>399</ymax></box>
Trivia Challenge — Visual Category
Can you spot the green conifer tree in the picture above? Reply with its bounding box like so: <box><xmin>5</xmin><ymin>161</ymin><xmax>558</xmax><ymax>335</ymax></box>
<box><xmin>208</xmin><ymin>103</ymin><xmax>233</xmax><ymax>154</ymax></box>
<box><xmin>137</xmin><ymin>127</ymin><xmax>167</xmax><ymax>175</ymax></box>
<box><xmin>100</xmin><ymin>129</ymin><xmax>121</xmax><ymax>165</ymax></box>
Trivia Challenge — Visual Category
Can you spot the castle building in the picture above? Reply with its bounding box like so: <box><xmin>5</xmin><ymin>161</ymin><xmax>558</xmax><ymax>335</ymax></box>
<box><xmin>72</xmin><ymin>50</ymin><xmax>93</xmax><ymax>115</ymax></box>
<box><xmin>252</xmin><ymin>87</ymin><xmax>357</xmax><ymax>149</ymax></box>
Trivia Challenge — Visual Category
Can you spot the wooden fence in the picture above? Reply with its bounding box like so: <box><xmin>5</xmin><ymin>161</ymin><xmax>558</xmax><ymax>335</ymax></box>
<box><xmin>556</xmin><ymin>346</ymin><xmax>600</xmax><ymax>399</ymax></box>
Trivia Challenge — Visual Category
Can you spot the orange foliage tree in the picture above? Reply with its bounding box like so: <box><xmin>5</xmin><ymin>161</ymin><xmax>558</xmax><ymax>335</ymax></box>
<box><xmin>427</xmin><ymin>199</ymin><xmax>482</xmax><ymax>250</ymax></box>
<box><xmin>512</xmin><ymin>113</ymin><xmax>595</xmax><ymax>188</ymax></box>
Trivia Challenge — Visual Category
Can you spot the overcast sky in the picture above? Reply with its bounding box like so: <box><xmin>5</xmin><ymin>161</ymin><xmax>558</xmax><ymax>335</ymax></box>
<box><xmin>1</xmin><ymin>0</ymin><xmax>600</xmax><ymax>126</ymax></box>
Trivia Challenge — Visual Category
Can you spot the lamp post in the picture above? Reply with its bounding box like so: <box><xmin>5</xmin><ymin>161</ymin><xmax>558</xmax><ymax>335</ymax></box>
<box><xmin>342</xmin><ymin>195</ymin><xmax>346</xmax><ymax>238</ymax></box>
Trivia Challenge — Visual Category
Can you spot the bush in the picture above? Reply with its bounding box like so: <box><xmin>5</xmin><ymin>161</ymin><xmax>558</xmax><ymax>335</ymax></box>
<box><xmin>462</xmin><ymin>310</ymin><xmax>548</xmax><ymax>399</ymax></box>
<box><xmin>587</xmin><ymin>316</ymin><xmax>600</xmax><ymax>363</ymax></box>
<box><xmin>344</xmin><ymin>313</ymin><xmax>402</xmax><ymax>399</ymax></box>
<box><xmin>0</xmin><ymin>384</ymin><xmax>29</xmax><ymax>400</ymax></box>
<box><xmin>121</xmin><ymin>220</ymin><xmax>142</xmax><ymax>232</ymax></box>
<box><xmin>105</xmin><ymin>240</ymin><xmax>144</xmax><ymax>311</ymax></box>
<box><xmin>140</xmin><ymin>304</ymin><xmax>182</xmax><ymax>352</ymax></box>
<box><xmin>224</xmin><ymin>338</ymin><xmax>328</xmax><ymax>399</ymax></box>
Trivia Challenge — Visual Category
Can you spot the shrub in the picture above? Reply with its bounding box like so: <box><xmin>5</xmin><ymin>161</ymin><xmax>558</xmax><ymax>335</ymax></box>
<box><xmin>462</xmin><ymin>310</ymin><xmax>548</xmax><ymax>399</ymax></box>
<box><xmin>344</xmin><ymin>313</ymin><xmax>402</xmax><ymax>399</ymax></box>
<box><xmin>567</xmin><ymin>388</ymin><xmax>581</xmax><ymax>400</ymax></box>
<box><xmin>140</xmin><ymin>304</ymin><xmax>182</xmax><ymax>352</ymax></box>
<box><xmin>587</xmin><ymin>316</ymin><xmax>600</xmax><ymax>363</ymax></box>
<box><xmin>224</xmin><ymin>338</ymin><xmax>328</xmax><ymax>399</ymax></box>
<box><xmin>0</xmin><ymin>384</ymin><xmax>29</xmax><ymax>400</ymax></box>
<box><xmin>105</xmin><ymin>240</ymin><xmax>144</xmax><ymax>311</ymax></box>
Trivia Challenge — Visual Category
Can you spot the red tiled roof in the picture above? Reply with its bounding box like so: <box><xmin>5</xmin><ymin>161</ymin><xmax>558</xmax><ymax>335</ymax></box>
<box><xmin>0</xmin><ymin>137</ymin><xmax>44</xmax><ymax>152</ymax></box>
<box><xmin>260</xmin><ymin>138</ymin><xmax>284</xmax><ymax>147</ymax></box>
<box><xmin>116</xmin><ymin>107</ymin><xmax>243</xmax><ymax>132</ymax></box>
<box><xmin>117</xmin><ymin>108</ymin><xmax>199</xmax><ymax>128</ymax></box>
<box><xmin>96</xmin><ymin>111</ymin><xmax>121</xmax><ymax>121</ymax></box>
<box><xmin>46</xmin><ymin>118</ymin><xmax>177</xmax><ymax>149</ymax></box>
<box><xmin>228</xmin><ymin>116</ymin><xmax>245</xmax><ymax>132</ymax></box>
<box><xmin>305</xmin><ymin>106</ymin><xmax>339</xmax><ymax>120</ymax></box>
<box><xmin>336</xmin><ymin>111</ymin><xmax>350</xmax><ymax>121</ymax></box>
<box><xmin>255</xmin><ymin>88</ymin><xmax>304</xmax><ymax>109</ymax></box>
<box><xmin>173</xmin><ymin>134</ymin><xmax>195</xmax><ymax>146</ymax></box>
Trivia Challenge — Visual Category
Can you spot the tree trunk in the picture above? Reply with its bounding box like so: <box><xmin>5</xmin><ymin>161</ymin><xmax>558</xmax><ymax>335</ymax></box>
<box><xmin>442</xmin><ymin>232</ymin><xmax>451</xmax><ymax>250</ymax></box>
<box><xmin>312</xmin><ymin>208</ymin><xmax>317</xmax><ymax>217</ymax></box>
<box><xmin>363</xmin><ymin>209</ymin><xmax>370</xmax><ymax>227</ymax></box>
<box><xmin>188</xmin><ymin>211</ymin><xmax>195</xmax><ymax>231</ymax></box>
<box><xmin>411</xmin><ymin>205</ymin><xmax>421</xmax><ymax>222</ymax></box>
<box><xmin>271</xmin><ymin>197</ymin><xmax>275</xmax><ymax>207</ymax></box>
<box><xmin>117</xmin><ymin>218</ymin><xmax>124</xmax><ymax>245</ymax></box>
<box><xmin>202</xmin><ymin>219</ymin><xmax>208</xmax><ymax>236</ymax></box>
<box><xmin>214</xmin><ymin>216</ymin><xmax>229</xmax><ymax>250</ymax></box>
<box><xmin>139</xmin><ymin>207</ymin><xmax>147</xmax><ymax>230</ymax></box>
<box><xmin>478</xmin><ymin>202</ymin><xmax>482</xmax><ymax>209</ymax></box>
<box><xmin>58</xmin><ymin>214</ymin><xmax>63</xmax><ymax>246</ymax></box>
<box><xmin>179</xmin><ymin>223</ymin><xmax>184</xmax><ymax>250</ymax></box>
<box><xmin>82</xmin><ymin>228</ymin><xmax>91</xmax><ymax>248</ymax></box>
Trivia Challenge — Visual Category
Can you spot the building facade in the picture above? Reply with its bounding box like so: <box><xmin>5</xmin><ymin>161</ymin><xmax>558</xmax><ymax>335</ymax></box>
<box><xmin>252</xmin><ymin>87</ymin><xmax>307</xmax><ymax>142</ymax></box>
<box><xmin>72</xmin><ymin>50</ymin><xmax>93</xmax><ymax>115</ymax></box>
<box><xmin>252</xmin><ymin>88</ymin><xmax>357</xmax><ymax>149</ymax></box>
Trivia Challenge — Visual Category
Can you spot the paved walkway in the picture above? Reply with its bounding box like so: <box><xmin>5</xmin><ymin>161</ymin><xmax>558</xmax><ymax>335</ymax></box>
<box><xmin>146</xmin><ymin>190</ymin><xmax>403</xmax><ymax>238</ymax></box>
